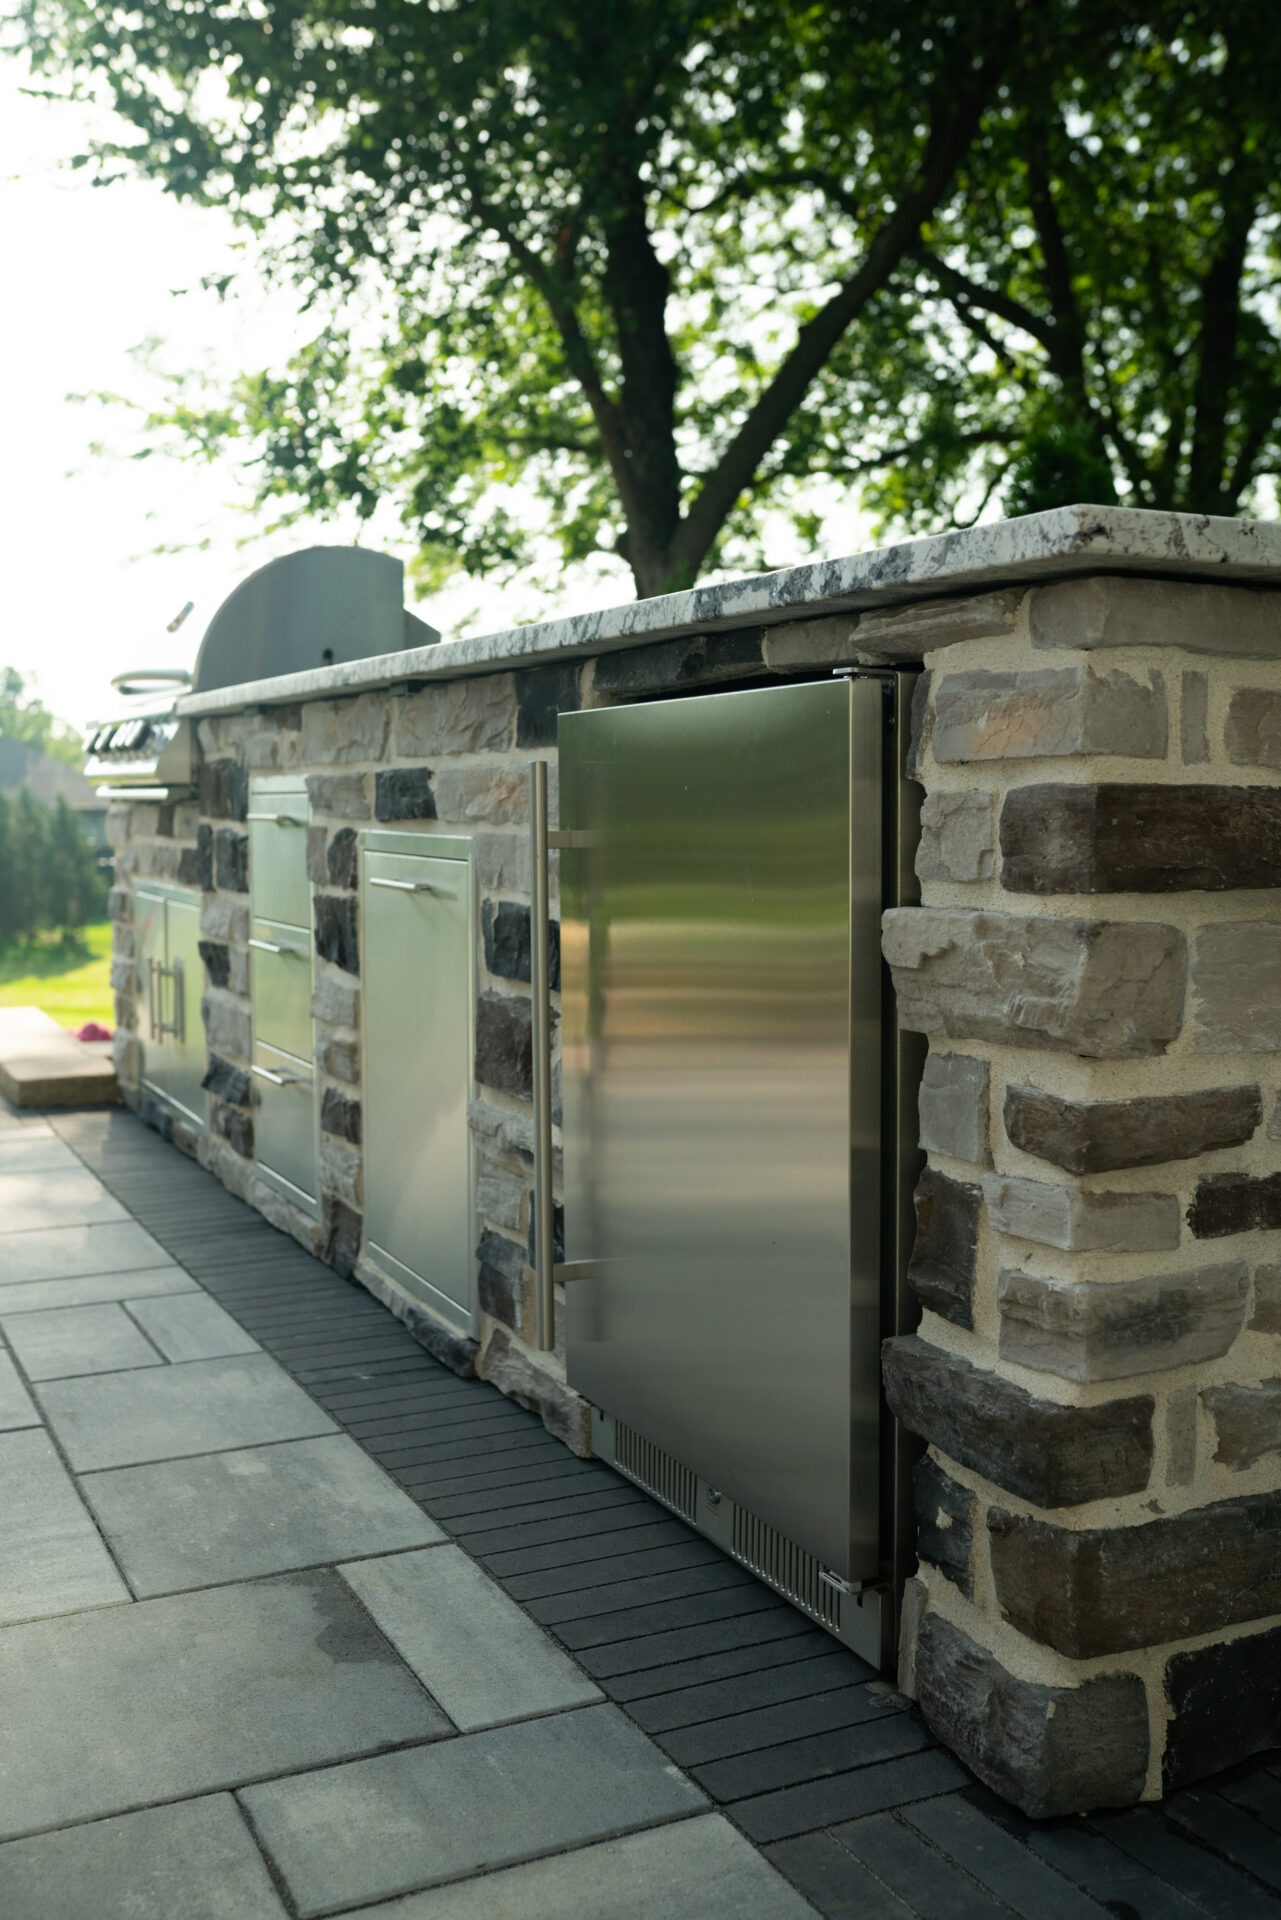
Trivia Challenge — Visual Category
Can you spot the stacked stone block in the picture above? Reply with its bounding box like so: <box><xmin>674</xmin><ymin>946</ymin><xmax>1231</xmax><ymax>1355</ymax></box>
<box><xmin>881</xmin><ymin>573</ymin><xmax>1281</xmax><ymax>1815</ymax></box>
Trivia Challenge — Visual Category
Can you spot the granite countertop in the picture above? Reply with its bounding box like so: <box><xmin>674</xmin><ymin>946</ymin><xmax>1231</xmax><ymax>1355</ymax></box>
<box><xmin>177</xmin><ymin>505</ymin><xmax>1281</xmax><ymax>717</ymax></box>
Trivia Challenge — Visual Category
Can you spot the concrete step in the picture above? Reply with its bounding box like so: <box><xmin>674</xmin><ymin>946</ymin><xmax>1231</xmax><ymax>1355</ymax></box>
<box><xmin>0</xmin><ymin>1009</ymin><xmax>118</xmax><ymax>1110</ymax></box>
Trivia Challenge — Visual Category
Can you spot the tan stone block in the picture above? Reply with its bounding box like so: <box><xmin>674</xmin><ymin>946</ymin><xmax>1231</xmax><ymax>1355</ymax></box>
<box><xmin>762</xmin><ymin>616</ymin><xmax>859</xmax><ymax>671</ymax></box>
<box><xmin>883</xmin><ymin>909</ymin><xmax>1186</xmax><ymax>1058</ymax></box>
<box><xmin>930</xmin><ymin>666</ymin><xmax>1167</xmax><ymax>764</ymax></box>
<box><xmin>855</xmin><ymin>588</ymin><xmax>1023</xmax><ymax>659</ymax></box>
<box><xmin>1252</xmin><ymin>1263</ymin><xmax>1281</xmax><ymax>1332</ymax></box>
<box><xmin>200</xmin><ymin>897</ymin><xmax>249</xmax><ymax>945</ymax></box>
<box><xmin>474</xmin><ymin>830</ymin><xmax>532</xmax><ymax>899</ymax></box>
<box><xmin>1030</xmin><ymin>575</ymin><xmax>1281</xmax><ymax>656</ymax></box>
<box><xmin>1225</xmin><ymin>686</ymin><xmax>1281</xmax><ymax>771</ymax></box>
<box><xmin>395</xmin><ymin>674</ymin><xmax>515</xmax><ymax>755</ymax></box>
<box><xmin>998</xmin><ymin>1262</ymin><xmax>1247</xmax><ymax>1381</ymax></box>
<box><xmin>1193</xmin><ymin>922</ymin><xmax>1281</xmax><ymax>1052</ymax></box>
<box><xmin>300</xmin><ymin>695</ymin><xmax>389</xmax><ymax>766</ymax></box>
<box><xmin>1203</xmin><ymin>1380</ymin><xmax>1281</xmax><ymax>1469</ymax></box>
<box><xmin>434</xmin><ymin>763</ymin><xmax>529</xmax><ymax>825</ymax></box>
<box><xmin>985</xmin><ymin>1176</ymin><xmax>1180</xmax><ymax>1252</ymax></box>
<box><xmin>915</xmin><ymin>791</ymin><xmax>996</xmax><ymax>884</ymax></box>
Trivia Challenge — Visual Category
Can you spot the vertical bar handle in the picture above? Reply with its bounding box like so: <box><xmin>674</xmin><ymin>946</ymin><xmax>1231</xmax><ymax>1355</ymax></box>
<box><xmin>530</xmin><ymin>761</ymin><xmax>556</xmax><ymax>1351</ymax></box>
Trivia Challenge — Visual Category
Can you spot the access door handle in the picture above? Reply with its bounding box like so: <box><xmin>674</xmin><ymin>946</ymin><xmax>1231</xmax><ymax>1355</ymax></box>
<box><xmin>252</xmin><ymin>1064</ymin><xmax>302</xmax><ymax>1087</ymax></box>
<box><xmin>246</xmin><ymin>811</ymin><xmax>305</xmax><ymax>825</ymax></box>
<box><xmin>248</xmin><ymin>938</ymin><xmax>304</xmax><ymax>956</ymax></box>
<box><xmin>368</xmin><ymin>877</ymin><xmax>455</xmax><ymax>897</ymax></box>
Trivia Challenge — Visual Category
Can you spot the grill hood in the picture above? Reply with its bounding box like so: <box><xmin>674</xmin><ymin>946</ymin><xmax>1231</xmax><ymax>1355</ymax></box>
<box><xmin>87</xmin><ymin>547</ymin><xmax>439</xmax><ymax>798</ymax></box>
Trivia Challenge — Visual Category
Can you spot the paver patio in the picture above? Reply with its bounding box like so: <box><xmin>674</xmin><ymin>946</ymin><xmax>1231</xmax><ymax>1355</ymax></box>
<box><xmin>0</xmin><ymin>1097</ymin><xmax>1279</xmax><ymax>1917</ymax></box>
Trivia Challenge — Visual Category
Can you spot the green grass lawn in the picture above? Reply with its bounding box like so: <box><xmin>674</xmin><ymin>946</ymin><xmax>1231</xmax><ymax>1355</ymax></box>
<box><xmin>0</xmin><ymin>922</ymin><xmax>115</xmax><ymax>1030</ymax></box>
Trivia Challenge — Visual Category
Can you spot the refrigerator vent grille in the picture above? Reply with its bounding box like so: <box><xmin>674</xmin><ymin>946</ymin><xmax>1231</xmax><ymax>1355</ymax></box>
<box><xmin>732</xmin><ymin>1507</ymin><xmax>843</xmax><ymax>1631</ymax></box>
<box><xmin>613</xmin><ymin>1423</ymin><xmax>698</xmax><ymax>1521</ymax></box>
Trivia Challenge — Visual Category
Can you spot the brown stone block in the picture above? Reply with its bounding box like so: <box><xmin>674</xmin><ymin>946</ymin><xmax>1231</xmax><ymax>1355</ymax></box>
<box><xmin>931</xmin><ymin>666</ymin><xmax>1166</xmax><ymax>764</ymax></box>
<box><xmin>306</xmin><ymin>772</ymin><xmax>371</xmax><ymax>820</ymax></box>
<box><xmin>989</xmin><ymin>1489</ymin><xmax>1281</xmax><ymax>1658</ymax></box>
<box><xmin>908</xmin><ymin>1168</ymin><xmax>981</xmax><ymax>1328</ymax></box>
<box><xmin>1226</xmin><ymin>686</ymin><xmax>1281</xmax><ymax>770</ymax></box>
<box><xmin>1003</xmin><ymin>1082</ymin><xmax>1261</xmax><ymax>1174</ymax></box>
<box><xmin>475</xmin><ymin>990</ymin><xmax>533</xmax><ymax>1101</ymax></box>
<box><xmin>300</xmin><ymin>695</ymin><xmax>389</xmax><ymax>766</ymax></box>
<box><xmin>1193</xmin><ymin>922</ymin><xmax>1281</xmax><ymax>1052</ymax></box>
<box><xmin>882</xmin><ymin>1335</ymin><xmax>1154</xmax><ymax>1508</ymax></box>
<box><xmin>1203</xmin><ymin>1380</ymin><xmax>1281</xmax><ymax>1470</ymax></box>
<box><xmin>913</xmin><ymin>1456</ymin><xmax>974</xmax><ymax>1595</ymax></box>
<box><xmin>320</xmin><ymin>1088</ymin><xmax>361</xmax><ymax>1145</ymax></box>
<box><xmin>1188</xmin><ymin>1172</ymin><xmax>1281</xmax><ymax>1238</ymax></box>
<box><xmin>1181</xmin><ymin>671</ymin><xmax>1210</xmax><ymax>765</ymax></box>
<box><xmin>998</xmin><ymin>1263</ymin><xmax>1247</xmax><ymax>1382</ymax></box>
<box><xmin>883</xmin><ymin>909</ymin><xmax>1186</xmax><ymax>1060</ymax></box>
<box><xmin>1001</xmin><ymin>784</ymin><xmax>1281</xmax><ymax>894</ymax></box>
<box><xmin>1029</xmin><ymin>575</ymin><xmax>1281</xmax><ymax>657</ymax></box>
<box><xmin>1164</xmin><ymin>1621</ymin><xmax>1281</xmax><ymax>1791</ymax></box>
<box><xmin>913</xmin><ymin>1612</ymin><xmax>1148</xmax><ymax>1818</ymax></box>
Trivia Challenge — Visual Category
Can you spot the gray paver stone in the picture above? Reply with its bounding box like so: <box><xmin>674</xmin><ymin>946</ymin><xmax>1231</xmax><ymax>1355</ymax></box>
<box><xmin>0</xmin><ymin>1138</ymin><xmax>84</xmax><ymax>1175</ymax></box>
<box><xmin>0</xmin><ymin>1351</ymin><xmax>38</xmax><ymax>1430</ymax></box>
<box><xmin>0</xmin><ymin>1169</ymin><xmax>127</xmax><ymax>1234</ymax></box>
<box><xmin>83</xmin><ymin>1435</ymin><xmax>443</xmax><ymax>1595</ymax></box>
<box><xmin>0</xmin><ymin>1570</ymin><xmax>448</xmax><ymax>1840</ymax></box>
<box><xmin>0</xmin><ymin>1221</ymin><xmax>172</xmax><ymax>1285</ymax></box>
<box><xmin>0</xmin><ymin>1793</ymin><xmax>288</xmax><ymax>1920</ymax></box>
<box><xmin>36</xmin><ymin>1352</ymin><xmax>337</xmax><ymax>1470</ymax></box>
<box><xmin>242</xmin><ymin>1703</ymin><xmax>706</xmax><ymax>1918</ymax></box>
<box><xmin>2</xmin><ymin>1301</ymin><xmax>164</xmax><ymax>1380</ymax></box>
<box><xmin>328</xmin><ymin>1813</ymin><xmax>815</xmax><ymax>1920</ymax></box>
<box><xmin>0</xmin><ymin>1269</ymin><xmax>194</xmax><ymax>1317</ymax></box>
<box><xmin>338</xmin><ymin>1545</ymin><xmax>601</xmax><ymax>1730</ymax></box>
<box><xmin>124</xmin><ymin>1291</ymin><xmax>260</xmax><ymax>1361</ymax></box>
<box><xmin>0</xmin><ymin>1427</ymin><xmax>129</xmax><ymax>1625</ymax></box>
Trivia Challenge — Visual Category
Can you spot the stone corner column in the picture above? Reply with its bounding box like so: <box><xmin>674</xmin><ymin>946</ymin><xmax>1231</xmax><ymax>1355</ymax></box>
<box><xmin>882</xmin><ymin>567</ymin><xmax>1281</xmax><ymax>1816</ymax></box>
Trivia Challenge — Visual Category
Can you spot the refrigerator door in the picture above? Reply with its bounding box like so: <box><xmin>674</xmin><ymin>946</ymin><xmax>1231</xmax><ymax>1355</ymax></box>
<box><xmin>561</xmin><ymin>677</ymin><xmax>886</xmax><ymax>1581</ymax></box>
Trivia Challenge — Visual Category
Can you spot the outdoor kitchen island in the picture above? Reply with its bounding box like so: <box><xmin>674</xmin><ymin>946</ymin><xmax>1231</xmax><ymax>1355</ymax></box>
<box><xmin>102</xmin><ymin>506</ymin><xmax>1281</xmax><ymax>1818</ymax></box>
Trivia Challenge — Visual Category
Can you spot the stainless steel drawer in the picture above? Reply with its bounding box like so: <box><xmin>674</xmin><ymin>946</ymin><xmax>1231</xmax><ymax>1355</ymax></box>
<box><xmin>248</xmin><ymin>789</ymin><xmax>309</xmax><ymax>930</ymax></box>
<box><xmin>250</xmin><ymin>922</ymin><xmax>313</xmax><ymax>1064</ymax></box>
<box><xmin>252</xmin><ymin>1042</ymin><xmax>316</xmax><ymax>1205</ymax></box>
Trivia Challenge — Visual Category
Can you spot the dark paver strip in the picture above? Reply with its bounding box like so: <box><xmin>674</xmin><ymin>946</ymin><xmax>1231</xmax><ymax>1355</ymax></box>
<box><xmin>831</xmin><ymin>1810</ymin><xmax>1015</xmax><ymax>1920</ymax></box>
<box><xmin>739</xmin><ymin>1749</ymin><xmax>970</xmax><ymax>1843</ymax></box>
<box><xmin>626</xmin><ymin>1649</ymin><xmax>873</xmax><ymax>1735</ymax></box>
<box><xmin>505</xmin><ymin>1538</ymin><xmax>728</xmax><ymax>1602</ymax></box>
<box><xmin>766</xmin><ymin>1832</ymin><xmax>919</xmax><ymax>1920</ymax></box>
<box><xmin>967</xmin><ymin>1788</ymin><xmax>1212</xmax><ymax>1919</ymax></box>
<box><xmin>905</xmin><ymin>1795</ymin><xmax>1110</xmax><ymax>1920</ymax></box>
<box><xmin>1165</xmin><ymin>1788</ymin><xmax>1281</xmax><ymax>1894</ymax></box>
<box><xmin>1089</xmin><ymin>1805</ymin><xmax>1281</xmax><ymax>1920</ymax></box>
<box><xmin>659</xmin><ymin>1687</ymin><xmax>899</xmax><ymax>1770</ymax></box>
<box><xmin>527</xmin><ymin>1558</ymin><xmax>757</xmax><ymax>1626</ymax></box>
<box><xmin>603</xmin><ymin>1625</ymin><xmax>840</xmax><ymax>1703</ymax></box>
<box><xmin>696</xmin><ymin>1714</ymin><xmax>935</xmax><ymax>1805</ymax></box>
<box><xmin>552</xmin><ymin>1581</ymin><xmax>784</xmax><ymax>1652</ymax></box>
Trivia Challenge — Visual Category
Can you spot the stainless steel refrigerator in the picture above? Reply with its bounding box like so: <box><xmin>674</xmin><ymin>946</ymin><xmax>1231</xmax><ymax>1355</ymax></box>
<box><xmin>559</xmin><ymin>672</ymin><xmax>920</xmax><ymax>1669</ymax></box>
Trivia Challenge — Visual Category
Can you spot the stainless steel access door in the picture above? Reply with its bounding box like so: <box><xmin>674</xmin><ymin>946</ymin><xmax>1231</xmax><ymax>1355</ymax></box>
<box><xmin>561</xmin><ymin>677</ymin><xmax>887</xmax><ymax>1582</ymax></box>
<box><xmin>362</xmin><ymin>839</ymin><xmax>475</xmax><ymax>1329</ymax></box>
<box><xmin>136</xmin><ymin>883</ymin><xmax>206</xmax><ymax>1128</ymax></box>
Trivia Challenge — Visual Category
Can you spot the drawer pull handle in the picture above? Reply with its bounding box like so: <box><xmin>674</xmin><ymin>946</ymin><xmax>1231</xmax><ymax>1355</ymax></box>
<box><xmin>247</xmin><ymin>811</ymin><xmax>305</xmax><ymax>825</ymax></box>
<box><xmin>369</xmin><ymin>877</ymin><xmax>455</xmax><ymax>897</ymax></box>
<box><xmin>248</xmin><ymin>938</ymin><xmax>304</xmax><ymax>956</ymax></box>
<box><xmin>252</xmin><ymin>1064</ymin><xmax>302</xmax><ymax>1087</ymax></box>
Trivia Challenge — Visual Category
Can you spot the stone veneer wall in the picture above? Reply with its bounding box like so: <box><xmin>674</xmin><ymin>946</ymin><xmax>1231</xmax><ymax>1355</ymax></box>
<box><xmin>882</xmin><ymin>574</ymin><xmax>1281</xmax><ymax>1815</ymax></box>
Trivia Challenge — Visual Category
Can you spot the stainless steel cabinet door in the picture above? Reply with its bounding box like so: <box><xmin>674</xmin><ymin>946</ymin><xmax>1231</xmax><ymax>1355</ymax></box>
<box><xmin>136</xmin><ymin>885</ymin><xmax>206</xmax><ymax>1129</ymax></box>
<box><xmin>249</xmin><ymin>786</ymin><xmax>309</xmax><ymax>929</ymax></box>
<box><xmin>249</xmin><ymin>922</ymin><xmax>314</xmax><ymax>1064</ymax></box>
<box><xmin>362</xmin><ymin>849</ymin><xmax>473</xmax><ymax>1328</ymax></box>
<box><xmin>561</xmin><ymin>679</ymin><xmax>886</xmax><ymax>1580</ymax></box>
<box><xmin>252</xmin><ymin>1043</ymin><xmax>316</xmax><ymax>1205</ymax></box>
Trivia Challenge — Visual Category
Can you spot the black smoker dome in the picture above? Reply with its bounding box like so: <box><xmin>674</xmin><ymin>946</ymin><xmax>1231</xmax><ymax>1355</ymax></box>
<box><xmin>190</xmin><ymin>546</ymin><xmax>440</xmax><ymax>694</ymax></box>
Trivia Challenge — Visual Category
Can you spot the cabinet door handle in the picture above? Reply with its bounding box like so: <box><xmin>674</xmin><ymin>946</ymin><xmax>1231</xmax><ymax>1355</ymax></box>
<box><xmin>368</xmin><ymin>877</ymin><xmax>455</xmax><ymax>897</ymax></box>
<box><xmin>248</xmin><ymin>938</ymin><xmax>303</xmax><ymax>955</ymax></box>
<box><xmin>246</xmin><ymin>811</ymin><xmax>304</xmax><ymax>825</ymax></box>
<box><xmin>251</xmin><ymin>1064</ymin><xmax>302</xmax><ymax>1087</ymax></box>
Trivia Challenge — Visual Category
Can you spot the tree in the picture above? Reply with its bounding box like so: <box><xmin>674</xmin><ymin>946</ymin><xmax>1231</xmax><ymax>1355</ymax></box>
<box><xmin>0</xmin><ymin>667</ymin><xmax>83</xmax><ymax>767</ymax></box>
<box><xmin>872</xmin><ymin>2</ymin><xmax>1281</xmax><ymax>526</ymax></box>
<box><xmin>14</xmin><ymin>0</ymin><xmax>1027</xmax><ymax>596</ymax></box>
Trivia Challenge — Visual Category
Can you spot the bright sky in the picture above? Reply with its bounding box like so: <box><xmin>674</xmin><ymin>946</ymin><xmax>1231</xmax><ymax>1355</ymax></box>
<box><xmin>0</xmin><ymin>54</ymin><xmax>874</xmax><ymax>741</ymax></box>
<box><xmin>0</xmin><ymin>57</ymin><xmax>556</xmax><ymax>735</ymax></box>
